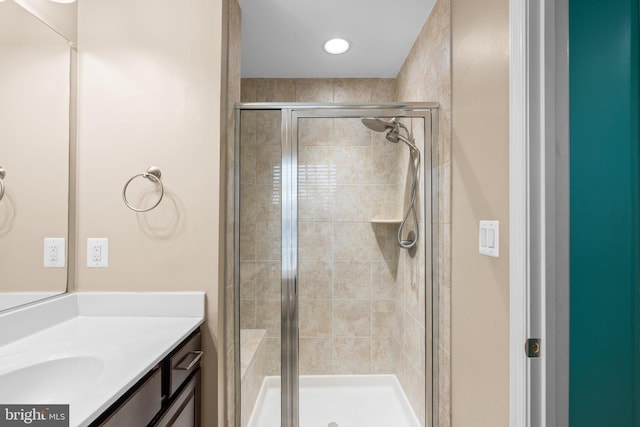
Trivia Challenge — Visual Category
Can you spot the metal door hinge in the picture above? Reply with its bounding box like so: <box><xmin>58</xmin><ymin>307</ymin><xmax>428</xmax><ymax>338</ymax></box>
<box><xmin>526</xmin><ymin>338</ymin><xmax>541</xmax><ymax>358</ymax></box>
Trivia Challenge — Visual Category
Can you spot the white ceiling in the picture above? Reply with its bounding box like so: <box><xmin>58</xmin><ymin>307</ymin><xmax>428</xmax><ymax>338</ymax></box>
<box><xmin>238</xmin><ymin>0</ymin><xmax>436</xmax><ymax>78</ymax></box>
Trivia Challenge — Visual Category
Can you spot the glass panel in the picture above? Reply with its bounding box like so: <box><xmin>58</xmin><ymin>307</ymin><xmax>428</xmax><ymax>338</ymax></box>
<box><xmin>239</xmin><ymin>109</ymin><xmax>282</xmax><ymax>427</ymax></box>
<box><xmin>296</xmin><ymin>115</ymin><xmax>428</xmax><ymax>427</ymax></box>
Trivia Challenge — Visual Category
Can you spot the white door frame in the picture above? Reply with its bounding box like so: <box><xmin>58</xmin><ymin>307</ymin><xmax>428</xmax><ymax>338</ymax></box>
<box><xmin>509</xmin><ymin>0</ymin><xmax>569</xmax><ymax>426</ymax></box>
<box><xmin>508</xmin><ymin>0</ymin><xmax>531</xmax><ymax>421</ymax></box>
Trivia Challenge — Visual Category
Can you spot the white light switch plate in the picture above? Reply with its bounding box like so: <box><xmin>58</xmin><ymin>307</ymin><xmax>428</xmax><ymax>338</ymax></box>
<box><xmin>44</xmin><ymin>238</ymin><xmax>65</xmax><ymax>268</ymax></box>
<box><xmin>87</xmin><ymin>238</ymin><xmax>108</xmax><ymax>267</ymax></box>
<box><xmin>479</xmin><ymin>220</ymin><xmax>499</xmax><ymax>257</ymax></box>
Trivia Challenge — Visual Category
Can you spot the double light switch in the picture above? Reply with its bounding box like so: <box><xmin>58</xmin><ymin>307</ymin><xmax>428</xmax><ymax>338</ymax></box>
<box><xmin>479</xmin><ymin>220</ymin><xmax>499</xmax><ymax>257</ymax></box>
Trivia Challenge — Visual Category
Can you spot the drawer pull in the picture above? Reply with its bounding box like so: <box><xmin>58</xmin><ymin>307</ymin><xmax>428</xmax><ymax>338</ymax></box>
<box><xmin>176</xmin><ymin>350</ymin><xmax>203</xmax><ymax>371</ymax></box>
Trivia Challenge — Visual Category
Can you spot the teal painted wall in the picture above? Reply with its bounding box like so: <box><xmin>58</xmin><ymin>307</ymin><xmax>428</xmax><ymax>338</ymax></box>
<box><xmin>569</xmin><ymin>0</ymin><xmax>639</xmax><ymax>425</ymax></box>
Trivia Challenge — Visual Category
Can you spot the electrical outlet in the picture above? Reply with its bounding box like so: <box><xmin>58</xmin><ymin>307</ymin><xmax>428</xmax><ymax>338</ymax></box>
<box><xmin>91</xmin><ymin>243</ymin><xmax>101</xmax><ymax>262</ymax></box>
<box><xmin>44</xmin><ymin>238</ymin><xmax>65</xmax><ymax>268</ymax></box>
<box><xmin>87</xmin><ymin>238</ymin><xmax>108</xmax><ymax>267</ymax></box>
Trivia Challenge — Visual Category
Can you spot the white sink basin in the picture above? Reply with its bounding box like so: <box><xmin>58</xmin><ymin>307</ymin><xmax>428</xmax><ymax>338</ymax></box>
<box><xmin>0</xmin><ymin>356</ymin><xmax>104</xmax><ymax>403</ymax></box>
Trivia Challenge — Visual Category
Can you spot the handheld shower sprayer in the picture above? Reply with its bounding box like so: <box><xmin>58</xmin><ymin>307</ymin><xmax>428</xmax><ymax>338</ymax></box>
<box><xmin>361</xmin><ymin>118</ymin><xmax>419</xmax><ymax>151</ymax></box>
<box><xmin>361</xmin><ymin>117</ymin><xmax>421</xmax><ymax>250</ymax></box>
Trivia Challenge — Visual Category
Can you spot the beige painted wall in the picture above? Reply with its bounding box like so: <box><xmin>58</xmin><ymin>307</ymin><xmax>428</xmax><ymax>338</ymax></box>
<box><xmin>451</xmin><ymin>0</ymin><xmax>510</xmax><ymax>425</ymax></box>
<box><xmin>76</xmin><ymin>0</ymin><xmax>225</xmax><ymax>425</ymax></box>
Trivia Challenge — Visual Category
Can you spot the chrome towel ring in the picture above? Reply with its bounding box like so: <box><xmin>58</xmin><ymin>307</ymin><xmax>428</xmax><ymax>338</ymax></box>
<box><xmin>122</xmin><ymin>166</ymin><xmax>164</xmax><ymax>212</ymax></box>
<box><xmin>0</xmin><ymin>166</ymin><xmax>6</xmax><ymax>202</ymax></box>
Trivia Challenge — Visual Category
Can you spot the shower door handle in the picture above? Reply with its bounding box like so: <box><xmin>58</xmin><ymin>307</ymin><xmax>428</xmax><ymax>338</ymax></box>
<box><xmin>283</xmin><ymin>275</ymin><xmax>298</xmax><ymax>321</ymax></box>
<box><xmin>289</xmin><ymin>276</ymin><xmax>298</xmax><ymax>321</ymax></box>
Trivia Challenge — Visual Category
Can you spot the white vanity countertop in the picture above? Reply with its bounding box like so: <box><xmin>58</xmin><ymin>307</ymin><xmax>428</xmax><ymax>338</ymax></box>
<box><xmin>0</xmin><ymin>292</ymin><xmax>205</xmax><ymax>427</ymax></box>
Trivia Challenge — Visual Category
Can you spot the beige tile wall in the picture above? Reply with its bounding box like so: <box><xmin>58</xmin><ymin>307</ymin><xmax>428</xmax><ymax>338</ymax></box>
<box><xmin>240</xmin><ymin>329</ymin><xmax>267</xmax><ymax>427</ymax></box>
<box><xmin>393</xmin><ymin>117</ymin><xmax>429</xmax><ymax>426</ymax></box>
<box><xmin>395</xmin><ymin>0</ymin><xmax>452</xmax><ymax>425</ymax></box>
<box><xmin>241</xmin><ymin>78</ymin><xmax>395</xmax><ymax>104</ymax></box>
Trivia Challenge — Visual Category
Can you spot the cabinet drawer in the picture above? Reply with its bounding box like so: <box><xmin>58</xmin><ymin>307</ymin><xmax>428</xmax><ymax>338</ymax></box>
<box><xmin>168</xmin><ymin>331</ymin><xmax>202</xmax><ymax>396</ymax></box>
<box><xmin>98</xmin><ymin>368</ymin><xmax>162</xmax><ymax>427</ymax></box>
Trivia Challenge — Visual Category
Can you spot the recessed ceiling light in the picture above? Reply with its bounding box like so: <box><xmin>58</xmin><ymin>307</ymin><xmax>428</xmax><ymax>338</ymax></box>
<box><xmin>49</xmin><ymin>0</ymin><xmax>76</xmax><ymax>3</ymax></box>
<box><xmin>323</xmin><ymin>38</ymin><xmax>350</xmax><ymax>55</ymax></box>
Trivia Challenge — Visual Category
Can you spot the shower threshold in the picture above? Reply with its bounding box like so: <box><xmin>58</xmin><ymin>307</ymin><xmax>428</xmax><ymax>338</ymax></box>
<box><xmin>247</xmin><ymin>374</ymin><xmax>421</xmax><ymax>427</ymax></box>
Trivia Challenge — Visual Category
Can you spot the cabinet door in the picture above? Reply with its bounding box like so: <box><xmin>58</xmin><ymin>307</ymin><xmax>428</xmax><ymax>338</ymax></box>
<box><xmin>155</xmin><ymin>370</ymin><xmax>200</xmax><ymax>427</ymax></box>
<box><xmin>169</xmin><ymin>394</ymin><xmax>195</xmax><ymax>427</ymax></box>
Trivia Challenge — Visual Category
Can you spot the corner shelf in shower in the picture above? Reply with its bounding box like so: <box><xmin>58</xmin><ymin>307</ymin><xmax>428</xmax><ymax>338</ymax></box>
<box><xmin>370</xmin><ymin>219</ymin><xmax>403</xmax><ymax>224</ymax></box>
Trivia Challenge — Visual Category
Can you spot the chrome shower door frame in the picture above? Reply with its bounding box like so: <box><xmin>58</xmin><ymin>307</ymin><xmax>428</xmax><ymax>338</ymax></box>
<box><xmin>234</xmin><ymin>103</ymin><xmax>440</xmax><ymax>427</ymax></box>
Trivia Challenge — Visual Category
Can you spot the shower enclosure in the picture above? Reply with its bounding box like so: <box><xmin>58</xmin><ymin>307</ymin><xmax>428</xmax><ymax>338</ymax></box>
<box><xmin>233</xmin><ymin>103</ymin><xmax>439</xmax><ymax>427</ymax></box>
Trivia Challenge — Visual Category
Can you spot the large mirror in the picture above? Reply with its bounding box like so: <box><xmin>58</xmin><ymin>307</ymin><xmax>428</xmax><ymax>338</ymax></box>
<box><xmin>0</xmin><ymin>0</ymin><xmax>73</xmax><ymax>312</ymax></box>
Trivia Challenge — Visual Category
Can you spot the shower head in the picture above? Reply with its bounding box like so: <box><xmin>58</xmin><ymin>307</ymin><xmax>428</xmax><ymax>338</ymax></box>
<box><xmin>361</xmin><ymin>117</ymin><xmax>397</xmax><ymax>133</ymax></box>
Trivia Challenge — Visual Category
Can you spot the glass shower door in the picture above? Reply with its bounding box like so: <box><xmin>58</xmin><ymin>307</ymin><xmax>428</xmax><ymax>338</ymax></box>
<box><xmin>294</xmin><ymin>111</ymin><xmax>429</xmax><ymax>427</ymax></box>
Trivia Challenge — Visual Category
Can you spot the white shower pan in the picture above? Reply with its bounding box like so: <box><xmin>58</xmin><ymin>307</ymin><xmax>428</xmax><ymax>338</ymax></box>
<box><xmin>247</xmin><ymin>374</ymin><xmax>421</xmax><ymax>427</ymax></box>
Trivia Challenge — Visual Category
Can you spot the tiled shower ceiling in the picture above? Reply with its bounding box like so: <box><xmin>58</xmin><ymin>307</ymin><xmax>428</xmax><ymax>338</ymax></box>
<box><xmin>238</xmin><ymin>0</ymin><xmax>436</xmax><ymax>78</ymax></box>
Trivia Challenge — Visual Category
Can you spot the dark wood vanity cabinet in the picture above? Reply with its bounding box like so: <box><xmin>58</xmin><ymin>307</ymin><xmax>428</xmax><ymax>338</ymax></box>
<box><xmin>91</xmin><ymin>330</ymin><xmax>202</xmax><ymax>427</ymax></box>
<box><xmin>156</xmin><ymin>330</ymin><xmax>202</xmax><ymax>427</ymax></box>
